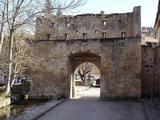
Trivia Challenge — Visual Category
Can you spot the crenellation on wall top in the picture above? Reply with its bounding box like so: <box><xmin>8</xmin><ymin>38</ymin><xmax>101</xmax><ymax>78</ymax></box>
<box><xmin>35</xmin><ymin>6</ymin><xmax>141</xmax><ymax>41</ymax></box>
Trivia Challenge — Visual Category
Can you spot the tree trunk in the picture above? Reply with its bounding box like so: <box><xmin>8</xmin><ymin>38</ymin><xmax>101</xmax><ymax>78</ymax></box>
<box><xmin>5</xmin><ymin>32</ymin><xmax>14</xmax><ymax>95</ymax></box>
<box><xmin>0</xmin><ymin>2</ymin><xmax>6</xmax><ymax>58</ymax></box>
<box><xmin>78</xmin><ymin>70</ymin><xmax>84</xmax><ymax>82</ymax></box>
<box><xmin>0</xmin><ymin>34</ymin><xmax>4</xmax><ymax>57</ymax></box>
<box><xmin>11</xmin><ymin>73</ymin><xmax>18</xmax><ymax>87</ymax></box>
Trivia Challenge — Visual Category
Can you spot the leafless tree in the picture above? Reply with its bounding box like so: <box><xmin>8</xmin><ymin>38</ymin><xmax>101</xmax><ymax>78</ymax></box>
<box><xmin>4</xmin><ymin>0</ymin><xmax>44</xmax><ymax>95</ymax></box>
<box><xmin>77</xmin><ymin>63</ymin><xmax>93</xmax><ymax>84</ymax></box>
<box><xmin>44</xmin><ymin>0</ymin><xmax>86</xmax><ymax>16</ymax></box>
<box><xmin>2</xmin><ymin>0</ymin><xmax>86</xmax><ymax>95</ymax></box>
<box><xmin>0</xmin><ymin>0</ymin><xmax>7</xmax><ymax>58</ymax></box>
<box><xmin>10</xmin><ymin>33</ymin><xmax>31</xmax><ymax>87</ymax></box>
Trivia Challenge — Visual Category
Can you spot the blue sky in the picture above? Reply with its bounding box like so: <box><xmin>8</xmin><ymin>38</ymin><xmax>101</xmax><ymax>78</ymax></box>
<box><xmin>73</xmin><ymin>0</ymin><xmax>159</xmax><ymax>27</ymax></box>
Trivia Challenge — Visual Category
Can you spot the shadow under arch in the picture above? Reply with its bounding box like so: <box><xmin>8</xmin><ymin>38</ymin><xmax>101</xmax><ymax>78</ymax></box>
<box><xmin>69</xmin><ymin>52</ymin><xmax>101</xmax><ymax>72</ymax></box>
<box><xmin>68</xmin><ymin>52</ymin><xmax>101</xmax><ymax>98</ymax></box>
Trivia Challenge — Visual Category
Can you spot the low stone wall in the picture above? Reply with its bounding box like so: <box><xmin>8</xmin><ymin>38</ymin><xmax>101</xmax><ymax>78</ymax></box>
<box><xmin>0</xmin><ymin>97</ymin><xmax>11</xmax><ymax>108</ymax></box>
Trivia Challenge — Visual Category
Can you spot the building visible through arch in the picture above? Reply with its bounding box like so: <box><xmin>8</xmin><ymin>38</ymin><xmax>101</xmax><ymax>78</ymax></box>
<box><xmin>27</xmin><ymin>6</ymin><xmax>141</xmax><ymax>99</ymax></box>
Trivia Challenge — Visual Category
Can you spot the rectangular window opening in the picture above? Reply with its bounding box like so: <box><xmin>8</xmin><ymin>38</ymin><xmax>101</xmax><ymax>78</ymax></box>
<box><xmin>102</xmin><ymin>32</ymin><xmax>106</xmax><ymax>38</ymax></box>
<box><xmin>103</xmin><ymin>21</ymin><xmax>107</xmax><ymax>26</ymax></box>
<box><xmin>67</xmin><ymin>23</ymin><xmax>70</xmax><ymax>27</ymax></box>
<box><xmin>46</xmin><ymin>34</ymin><xmax>51</xmax><ymax>40</ymax></box>
<box><xmin>65</xmin><ymin>34</ymin><xmax>69</xmax><ymax>39</ymax></box>
<box><xmin>95</xmin><ymin>30</ymin><xmax>98</xmax><ymax>34</ymax></box>
<box><xmin>121</xmin><ymin>32</ymin><xmax>126</xmax><ymax>38</ymax></box>
<box><xmin>83</xmin><ymin>33</ymin><xmax>87</xmax><ymax>39</ymax></box>
<box><xmin>76</xmin><ymin>31</ymin><xmax>79</xmax><ymax>34</ymax></box>
<box><xmin>51</xmin><ymin>23</ymin><xmax>54</xmax><ymax>27</ymax></box>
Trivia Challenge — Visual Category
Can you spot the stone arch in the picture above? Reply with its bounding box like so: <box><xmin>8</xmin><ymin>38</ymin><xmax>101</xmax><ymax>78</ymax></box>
<box><xmin>69</xmin><ymin>52</ymin><xmax>101</xmax><ymax>73</ymax></box>
<box><xmin>68</xmin><ymin>52</ymin><xmax>101</xmax><ymax>98</ymax></box>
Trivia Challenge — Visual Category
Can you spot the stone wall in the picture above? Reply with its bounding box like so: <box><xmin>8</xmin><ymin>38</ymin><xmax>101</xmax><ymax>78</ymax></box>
<box><xmin>27</xmin><ymin>37</ymin><xmax>141</xmax><ymax>99</ymax></box>
<box><xmin>141</xmin><ymin>43</ymin><xmax>160</xmax><ymax>97</ymax></box>
<box><xmin>28</xmin><ymin>6</ymin><xmax>141</xmax><ymax>99</ymax></box>
<box><xmin>35</xmin><ymin>6</ymin><xmax>141</xmax><ymax>40</ymax></box>
<box><xmin>157</xmin><ymin>46</ymin><xmax>160</xmax><ymax>96</ymax></box>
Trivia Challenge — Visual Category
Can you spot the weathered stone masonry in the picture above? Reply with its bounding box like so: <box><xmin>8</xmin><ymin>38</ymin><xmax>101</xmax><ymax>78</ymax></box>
<box><xmin>36</xmin><ymin>7</ymin><xmax>140</xmax><ymax>40</ymax></box>
<box><xmin>28</xmin><ymin>6</ymin><xmax>141</xmax><ymax>99</ymax></box>
<box><xmin>142</xmin><ymin>43</ymin><xmax>160</xmax><ymax>97</ymax></box>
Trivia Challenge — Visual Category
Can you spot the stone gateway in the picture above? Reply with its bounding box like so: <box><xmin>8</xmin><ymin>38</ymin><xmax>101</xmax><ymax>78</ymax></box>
<box><xmin>27</xmin><ymin>6</ymin><xmax>141</xmax><ymax>99</ymax></box>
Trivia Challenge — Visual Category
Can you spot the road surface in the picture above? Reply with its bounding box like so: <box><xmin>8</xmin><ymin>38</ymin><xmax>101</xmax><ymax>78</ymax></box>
<box><xmin>75</xmin><ymin>86</ymin><xmax>100</xmax><ymax>99</ymax></box>
<box><xmin>36</xmin><ymin>87</ymin><xmax>147</xmax><ymax>120</ymax></box>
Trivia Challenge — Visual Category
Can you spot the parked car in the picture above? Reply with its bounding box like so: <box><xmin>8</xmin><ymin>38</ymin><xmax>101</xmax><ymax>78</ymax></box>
<box><xmin>91</xmin><ymin>79</ymin><xmax>100</xmax><ymax>87</ymax></box>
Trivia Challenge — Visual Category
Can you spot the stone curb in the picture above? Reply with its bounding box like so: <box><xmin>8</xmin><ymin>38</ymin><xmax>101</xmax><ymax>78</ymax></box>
<box><xmin>33</xmin><ymin>99</ymin><xmax>66</xmax><ymax>120</ymax></box>
<box><xmin>9</xmin><ymin>99</ymin><xmax>66</xmax><ymax>120</ymax></box>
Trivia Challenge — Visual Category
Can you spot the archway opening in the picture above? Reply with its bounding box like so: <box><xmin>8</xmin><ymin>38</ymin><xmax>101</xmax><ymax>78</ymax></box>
<box><xmin>74</xmin><ymin>62</ymin><xmax>100</xmax><ymax>99</ymax></box>
<box><xmin>69</xmin><ymin>53</ymin><xmax>101</xmax><ymax>99</ymax></box>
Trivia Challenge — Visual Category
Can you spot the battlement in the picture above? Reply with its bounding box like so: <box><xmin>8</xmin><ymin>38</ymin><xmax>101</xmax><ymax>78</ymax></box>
<box><xmin>35</xmin><ymin>6</ymin><xmax>141</xmax><ymax>40</ymax></box>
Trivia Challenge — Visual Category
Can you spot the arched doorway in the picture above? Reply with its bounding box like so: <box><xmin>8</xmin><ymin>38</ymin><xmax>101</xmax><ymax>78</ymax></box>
<box><xmin>69</xmin><ymin>52</ymin><xmax>101</xmax><ymax>99</ymax></box>
<box><xmin>74</xmin><ymin>62</ymin><xmax>101</xmax><ymax>99</ymax></box>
